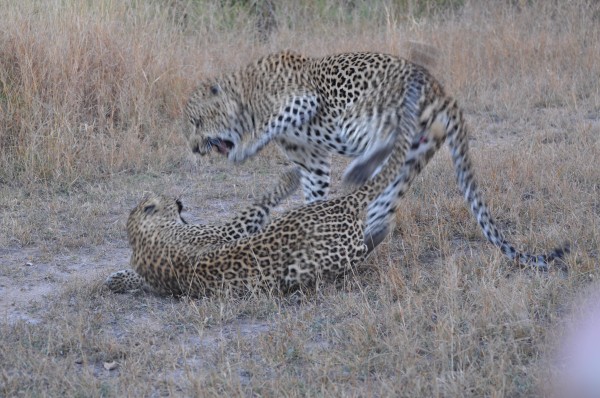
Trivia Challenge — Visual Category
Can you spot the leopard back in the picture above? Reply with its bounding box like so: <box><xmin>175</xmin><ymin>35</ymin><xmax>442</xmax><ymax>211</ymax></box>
<box><xmin>183</xmin><ymin>51</ymin><xmax>568</xmax><ymax>269</ymax></box>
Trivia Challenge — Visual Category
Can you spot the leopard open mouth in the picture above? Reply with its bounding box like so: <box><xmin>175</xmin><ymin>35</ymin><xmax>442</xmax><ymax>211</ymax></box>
<box><xmin>209</xmin><ymin>138</ymin><xmax>234</xmax><ymax>155</ymax></box>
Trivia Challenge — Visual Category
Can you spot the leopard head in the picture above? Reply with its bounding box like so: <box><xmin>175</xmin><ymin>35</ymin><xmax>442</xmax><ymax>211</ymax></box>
<box><xmin>127</xmin><ymin>193</ymin><xmax>187</xmax><ymax>246</ymax></box>
<box><xmin>184</xmin><ymin>79</ymin><xmax>248</xmax><ymax>157</ymax></box>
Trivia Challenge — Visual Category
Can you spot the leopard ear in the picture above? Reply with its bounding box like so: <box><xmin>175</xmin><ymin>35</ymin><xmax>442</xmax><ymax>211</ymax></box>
<box><xmin>175</xmin><ymin>199</ymin><xmax>184</xmax><ymax>214</ymax></box>
<box><xmin>190</xmin><ymin>117</ymin><xmax>201</xmax><ymax>128</ymax></box>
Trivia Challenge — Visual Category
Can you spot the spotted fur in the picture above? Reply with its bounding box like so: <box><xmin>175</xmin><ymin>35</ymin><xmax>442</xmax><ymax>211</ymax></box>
<box><xmin>104</xmin><ymin>167</ymin><xmax>301</xmax><ymax>293</ymax></box>
<box><xmin>113</xmin><ymin>94</ymin><xmax>441</xmax><ymax>297</ymax></box>
<box><xmin>184</xmin><ymin>51</ymin><xmax>568</xmax><ymax>268</ymax></box>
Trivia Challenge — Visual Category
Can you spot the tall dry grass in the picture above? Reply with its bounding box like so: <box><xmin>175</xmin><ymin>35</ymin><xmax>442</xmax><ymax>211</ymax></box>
<box><xmin>0</xmin><ymin>1</ymin><xmax>204</xmax><ymax>185</ymax></box>
<box><xmin>0</xmin><ymin>0</ymin><xmax>384</xmax><ymax>185</ymax></box>
<box><xmin>2</xmin><ymin>0</ymin><xmax>597</xmax><ymax>187</ymax></box>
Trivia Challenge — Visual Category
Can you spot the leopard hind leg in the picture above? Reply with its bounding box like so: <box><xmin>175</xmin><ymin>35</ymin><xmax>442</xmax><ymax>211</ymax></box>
<box><xmin>364</xmin><ymin>113</ymin><xmax>448</xmax><ymax>252</ymax></box>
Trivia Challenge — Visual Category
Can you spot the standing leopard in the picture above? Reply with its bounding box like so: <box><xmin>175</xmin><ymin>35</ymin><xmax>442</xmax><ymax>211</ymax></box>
<box><xmin>104</xmin><ymin>167</ymin><xmax>301</xmax><ymax>293</ymax></box>
<box><xmin>184</xmin><ymin>51</ymin><xmax>568</xmax><ymax>268</ymax></box>
<box><xmin>112</xmin><ymin>96</ymin><xmax>442</xmax><ymax>297</ymax></box>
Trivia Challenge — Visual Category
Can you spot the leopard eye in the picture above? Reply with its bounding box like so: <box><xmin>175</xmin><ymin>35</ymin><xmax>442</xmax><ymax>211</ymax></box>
<box><xmin>143</xmin><ymin>204</ymin><xmax>156</xmax><ymax>215</ymax></box>
<box><xmin>210</xmin><ymin>84</ymin><xmax>220</xmax><ymax>95</ymax></box>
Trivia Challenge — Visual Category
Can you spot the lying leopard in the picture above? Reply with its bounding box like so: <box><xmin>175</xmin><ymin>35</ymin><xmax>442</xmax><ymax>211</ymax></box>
<box><xmin>184</xmin><ymin>50</ymin><xmax>568</xmax><ymax>268</ymax></box>
<box><xmin>104</xmin><ymin>167</ymin><xmax>301</xmax><ymax>293</ymax></box>
<box><xmin>110</xmin><ymin>91</ymin><xmax>440</xmax><ymax>297</ymax></box>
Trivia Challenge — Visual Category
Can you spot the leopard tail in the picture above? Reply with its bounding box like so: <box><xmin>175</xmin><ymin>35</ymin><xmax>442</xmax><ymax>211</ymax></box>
<box><xmin>443</xmin><ymin>99</ymin><xmax>569</xmax><ymax>269</ymax></box>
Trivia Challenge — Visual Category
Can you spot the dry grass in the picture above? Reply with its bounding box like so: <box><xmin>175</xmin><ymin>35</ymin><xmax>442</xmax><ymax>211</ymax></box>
<box><xmin>1</xmin><ymin>0</ymin><xmax>599</xmax><ymax>396</ymax></box>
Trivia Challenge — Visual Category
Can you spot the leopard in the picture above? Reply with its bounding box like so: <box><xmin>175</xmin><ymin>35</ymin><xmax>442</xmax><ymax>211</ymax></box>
<box><xmin>104</xmin><ymin>167</ymin><xmax>301</xmax><ymax>293</ymax></box>
<box><xmin>111</xmin><ymin>94</ymin><xmax>443</xmax><ymax>297</ymax></box>
<box><xmin>184</xmin><ymin>50</ymin><xmax>568</xmax><ymax>269</ymax></box>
